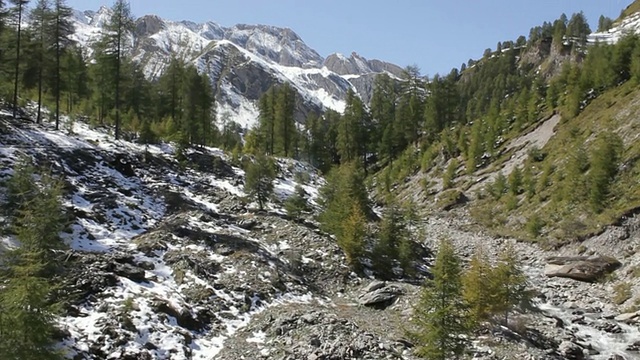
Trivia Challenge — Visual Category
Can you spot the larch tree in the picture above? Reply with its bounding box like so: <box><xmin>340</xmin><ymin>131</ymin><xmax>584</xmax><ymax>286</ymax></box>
<box><xmin>29</xmin><ymin>0</ymin><xmax>51</xmax><ymax>124</ymax></box>
<box><xmin>102</xmin><ymin>0</ymin><xmax>134</xmax><ymax>140</ymax></box>
<box><xmin>462</xmin><ymin>245</ymin><xmax>494</xmax><ymax>326</ymax></box>
<box><xmin>490</xmin><ymin>244</ymin><xmax>528</xmax><ymax>325</ymax></box>
<box><xmin>409</xmin><ymin>238</ymin><xmax>468</xmax><ymax>360</ymax></box>
<box><xmin>50</xmin><ymin>0</ymin><xmax>74</xmax><ymax>129</ymax></box>
<box><xmin>10</xmin><ymin>0</ymin><xmax>30</xmax><ymax>118</ymax></box>
<box><xmin>244</xmin><ymin>154</ymin><xmax>276</xmax><ymax>211</ymax></box>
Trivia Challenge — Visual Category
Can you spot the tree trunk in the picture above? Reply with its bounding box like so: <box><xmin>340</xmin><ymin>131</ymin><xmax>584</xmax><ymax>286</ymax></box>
<box><xmin>115</xmin><ymin>26</ymin><xmax>121</xmax><ymax>140</ymax></box>
<box><xmin>55</xmin><ymin>15</ymin><xmax>61</xmax><ymax>130</ymax></box>
<box><xmin>13</xmin><ymin>3</ymin><xmax>23</xmax><ymax>119</ymax></box>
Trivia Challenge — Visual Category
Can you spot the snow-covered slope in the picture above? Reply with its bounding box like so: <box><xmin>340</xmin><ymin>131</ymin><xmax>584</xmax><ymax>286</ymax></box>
<box><xmin>0</xmin><ymin>109</ymin><xmax>349</xmax><ymax>359</ymax></box>
<box><xmin>589</xmin><ymin>9</ymin><xmax>640</xmax><ymax>44</ymax></box>
<box><xmin>70</xmin><ymin>8</ymin><xmax>402</xmax><ymax>127</ymax></box>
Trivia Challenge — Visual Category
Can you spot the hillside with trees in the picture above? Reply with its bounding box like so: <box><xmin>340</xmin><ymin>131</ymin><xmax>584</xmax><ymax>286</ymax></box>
<box><xmin>3</xmin><ymin>0</ymin><xmax>640</xmax><ymax>359</ymax></box>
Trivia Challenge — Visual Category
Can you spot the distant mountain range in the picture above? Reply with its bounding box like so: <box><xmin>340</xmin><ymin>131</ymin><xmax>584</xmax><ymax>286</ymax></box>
<box><xmin>70</xmin><ymin>6</ymin><xmax>405</xmax><ymax>127</ymax></box>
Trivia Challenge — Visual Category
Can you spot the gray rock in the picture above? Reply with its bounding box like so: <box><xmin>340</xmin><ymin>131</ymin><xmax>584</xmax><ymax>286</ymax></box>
<box><xmin>358</xmin><ymin>284</ymin><xmax>403</xmax><ymax>308</ymax></box>
<box><xmin>558</xmin><ymin>340</ymin><xmax>585</xmax><ymax>359</ymax></box>
<box><xmin>614</xmin><ymin>311</ymin><xmax>640</xmax><ymax>323</ymax></box>
<box><xmin>362</xmin><ymin>280</ymin><xmax>386</xmax><ymax>293</ymax></box>
<box><xmin>544</xmin><ymin>256</ymin><xmax>621</xmax><ymax>282</ymax></box>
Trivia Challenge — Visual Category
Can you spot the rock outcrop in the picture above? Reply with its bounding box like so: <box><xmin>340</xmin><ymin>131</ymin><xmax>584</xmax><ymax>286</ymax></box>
<box><xmin>544</xmin><ymin>256</ymin><xmax>621</xmax><ymax>282</ymax></box>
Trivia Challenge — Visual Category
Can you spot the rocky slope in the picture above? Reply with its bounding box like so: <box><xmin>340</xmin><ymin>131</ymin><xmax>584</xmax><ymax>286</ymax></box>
<box><xmin>70</xmin><ymin>7</ymin><xmax>403</xmax><ymax>128</ymax></box>
<box><xmin>3</xmin><ymin>97</ymin><xmax>640</xmax><ymax>359</ymax></box>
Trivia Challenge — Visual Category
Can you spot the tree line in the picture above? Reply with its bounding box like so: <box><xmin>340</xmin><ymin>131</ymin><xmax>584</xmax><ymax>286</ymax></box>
<box><xmin>0</xmin><ymin>0</ymin><xmax>232</xmax><ymax>150</ymax></box>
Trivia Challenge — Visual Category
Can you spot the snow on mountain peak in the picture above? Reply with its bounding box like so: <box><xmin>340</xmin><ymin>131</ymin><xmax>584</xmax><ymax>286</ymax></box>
<box><xmin>69</xmin><ymin>7</ymin><xmax>402</xmax><ymax>127</ymax></box>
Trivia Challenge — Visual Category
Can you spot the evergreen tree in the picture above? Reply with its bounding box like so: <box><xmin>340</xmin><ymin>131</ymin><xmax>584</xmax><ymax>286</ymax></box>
<box><xmin>337</xmin><ymin>89</ymin><xmax>371</xmax><ymax>171</ymax></box>
<box><xmin>597</xmin><ymin>15</ymin><xmax>613</xmax><ymax>32</ymax></box>
<box><xmin>244</xmin><ymin>154</ymin><xmax>276</xmax><ymax>210</ymax></box>
<box><xmin>408</xmin><ymin>238</ymin><xmax>468</xmax><ymax>359</ymax></box>
<box><xmin>338</xmin><ymin>204</ymin><xmax>366</xmax><ymax>270</ymax></box>
<box><xmin>258</xmin><ymin>86</ymin><xmax>276</xmax><ymax>155</ymax></box>
<box><xmin>462</xmin><ymin>246</ymin><xmax>493</xmax><ymax>326</ymax></box>
<box><xmin>371</xmin><ymin>74</ymin><xmax>397</xmax><ymax>162</ymax></box>
<box><xmin>10</xmin><ymin>0</ymin><xmax>29</xmax><ymax>118</ymax></box>
<box><xmin>508</xmin><ymin>166</ymin><xmax>523</xmax><ymax>195</ymax></box>
<box><xmin>49</xmin><ymin>0</ymin><xmax>73</xmax><ymax>129</ymax></box>
<box><xmin>318</xmin><ymin>161</ymin><xmax>369</xmax><ymax>238</ymax></box>
<box><xmin>490</xmin><ymin>244</ymin><xmax>528</xmax><ymax>324</ymax></box>
<box><xmin>29</xmin><ymin>0</ymin><xmax>52</xmax><ymax>124</ymax></box>
<box><xmin>101</xmin><ymin>0</ymin><xmax>134</xmax><ymax>140</ymax></box>
<box><xmin>372</xmin><ymin>201</ymin><xmax>407</xmax><ymax>278</ymax></box>
<box><xmin>274</xmin><ymin>82</ymin><xmax>296</xmax><ymax>157</ymax></box>
<box><xmin>0</xmin><ymin>159</ymin><xmax>66</xmax><ymax>360</ymax></box>
<box><xmin>588</xmin><ymin>132</ymin><xmax>623</xmax><ymax>212</ymax></box>
<box><xmin>284</xmin><ymin>185</ymin><xmax>308</xmax><ymax>218</ymax></box>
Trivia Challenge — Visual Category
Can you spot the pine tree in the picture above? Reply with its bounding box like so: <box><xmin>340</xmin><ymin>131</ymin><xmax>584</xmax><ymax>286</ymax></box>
<box><xmin>371</xmin><ymin>74</ymin><xmax>397</xmax><ymax>162</ymax></box>
<box><xmin>244</xmin><ymin>154</ymin><xmax>276</xmax><ymax>210</ymax></box>
<box><xmin>490</xmin><ymin>244</ymin><xmax>528</xmax><ymax>324</ymax></box>
<box><xmin>258</xmin><ymin>86</ymin><xmax>276</xmax><ymax>155</ymax></box>
<box><xmin>409</xmin><ymin>238</ymin><xmax>468</xmax><ymax>359</ymax></box>
<box><xmin>508</xmin><ymin>166</ymin><xmax>523</xmax><ymax>195</ymax></box>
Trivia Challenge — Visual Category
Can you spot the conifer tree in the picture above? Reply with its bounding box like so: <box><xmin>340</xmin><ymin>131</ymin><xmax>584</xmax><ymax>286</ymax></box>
<box><xmin>338</xmin><ymin>204</ymin><xmax>367</xmax><ymax>270</ymax></box>
<box><xmin>462</xmin><ymin>246</ymin><xmax>493</xmax><ymax>326</ymax></box>
<box><xmin>490</xmin><ymin>244</ymin><xmax>528</xmax><ymax>324</ymax></box>
<box><xmin>588</xmin><ymin>132</ymin><xmax>623</xmax><ymax>212</ymax></box>
<box><xmin>244</xmin><ymin>154</ymin><xmax>276</xmax><ymax>210</ymax></box>
<box><xmin>284</xmin><ymin>184</ymin><xmax>308</xmax><ymax>218</ymax></box>
<box><xmin>274</xmin><ymin>82</ymin><xmax>296</xmax><ymax>157</ymax></box>
<box><xmin>371</xmin><ymin>74</ymin><xmax>397</xmax><ymax>162</ymax></box>
<box><xmin>50</xmin><ymin>0</ymin><xmax>73</xmax><ymax>129</ymax></box>
<box><xmin>0</xmin><ymin>159</ymin><xmax>65</xmax><ymax>359</ymax></box>
<box><xmin>372</xmin><ymin>202</ymin><xmax>406</xmax><ymax>278</ymax></box>
<box><xmin>101</xmin><ymin>0</ymin><xmax>134</xmax><ymax>140</ymax></box>
<box><xmin>258</xmin><ymin>86</ymin><xmax>276</xmax><ymax>155</ymax></box>
<box><xmin>409</xmin><ymin>238</ymin><xmax>468</xmax><ymax>359</ymax></box>
<box><xmin>10</xmin><ymin>0</ymin><xmax>29</xmax><ymax>118</ymax></box>
<box><xmin>318</xmin><ymin>162</ymin><xmax>369</xmax><ymax>238</ymax></box>
<box><xmin>29</xmin><ymin>0</ymin><xmax>51</xmax><ymax>124</ymax></box>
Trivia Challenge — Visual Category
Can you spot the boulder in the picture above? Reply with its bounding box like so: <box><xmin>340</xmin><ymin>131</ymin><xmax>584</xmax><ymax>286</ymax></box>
<box><xmin>614</xmin><ymin>311</ymin><xmax>640</xmax><ymax>323</ymax></box>
<box><xmin>544</xmin><ymin>256</ymin><xmax>621</xmax><ymax>282</ymax></box>
<box><xmin>152</xmin><ymin>300</ymin><xmax>204</xmax><ymax>331</ymax></box>
<box><xmin>357</xmin><ymin>283</ymin><xmax>403</xmax><ymax>309</ymax></box>
<box><xmin>107</xmin><ymin>262</ymin><xmax>147</xmax><ymax>283</ymax></box>
<box><xmin>558</xmin><ymin>340</ymin><xmax>585</xmax><ymax>359</ymax></box>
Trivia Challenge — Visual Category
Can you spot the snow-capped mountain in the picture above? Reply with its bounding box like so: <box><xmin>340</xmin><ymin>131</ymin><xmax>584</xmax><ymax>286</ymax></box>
<box><xmin>70</xmin><ymin>7</ymin><xmax>403</xmax><ymax>128</ymax></box>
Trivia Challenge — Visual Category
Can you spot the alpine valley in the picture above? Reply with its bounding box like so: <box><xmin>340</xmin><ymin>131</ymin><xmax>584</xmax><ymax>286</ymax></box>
<box><xmin>2</xmin><ymin>1</ymin><xmax>640</xmax><ymax>360</ymax></box>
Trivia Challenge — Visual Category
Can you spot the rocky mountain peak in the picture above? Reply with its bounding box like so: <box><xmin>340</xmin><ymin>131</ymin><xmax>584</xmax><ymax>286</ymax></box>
<box><xmin>134</xmin><ymin>15</ymin><xmax>166</xmax><ymax>38</ymax></box>
<box><xmin>323</xmin><ymin>51</ymin><xmax>404</xmax><ymax>77</ymax></box>
<box><xmin>88</xmin><ymin>5</ymin><xmax>113</xmax><ymax>28</ymax></box>
<box><xmin>224</xmin><ymin>24</ymin><xmax>323</xmax><ymax>67</ymax></box>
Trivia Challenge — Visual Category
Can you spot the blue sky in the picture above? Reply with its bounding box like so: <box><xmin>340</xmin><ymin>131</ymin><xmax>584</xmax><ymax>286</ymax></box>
<box><xmin>66</xmin><ymin>0</ymin><xmax>629</xmax><ymax>76</ymax></box>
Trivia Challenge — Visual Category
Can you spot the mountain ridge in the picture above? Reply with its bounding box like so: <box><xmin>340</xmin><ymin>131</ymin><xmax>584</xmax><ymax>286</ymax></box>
<box><xmin>69</xmin><ymin>7</ymin><xmax>404</xmax><ymax>128</ymax></box>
